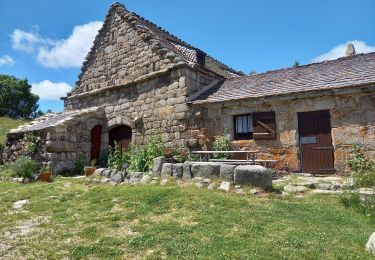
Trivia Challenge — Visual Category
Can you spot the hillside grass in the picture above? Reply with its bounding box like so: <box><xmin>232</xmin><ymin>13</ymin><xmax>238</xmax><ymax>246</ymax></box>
<box><xmin>0</xmin><ymin>117</ymin><xmax>27</xmax><ymax>147</ymax></box>
<box><xmin>0</xmin><ymin>178</ymin><xmax>373</xmax><ymax>259</ymax></box>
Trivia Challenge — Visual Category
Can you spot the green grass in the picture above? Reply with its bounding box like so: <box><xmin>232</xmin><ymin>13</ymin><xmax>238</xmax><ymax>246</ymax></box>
<box><xmin>0</xmin><ymin>117</ymin><xmax>27</xmax><ymax>147</ymax></box>
<box><xmin>0</xmin><ymin>178</ymin><xmax>373</xmax><ymax>259</ymax></box>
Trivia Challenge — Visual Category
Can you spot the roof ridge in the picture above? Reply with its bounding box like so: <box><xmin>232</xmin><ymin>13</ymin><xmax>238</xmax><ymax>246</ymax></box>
<box><xmin>236</xmin><ymin>51</ymin><xmax>375</xmax><ymax>81</ymax></box>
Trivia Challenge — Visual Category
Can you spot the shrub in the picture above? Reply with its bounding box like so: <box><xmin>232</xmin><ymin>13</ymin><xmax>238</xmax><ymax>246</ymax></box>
<box><xmin>0</xmin><ymin>164</ymin><xmax>16</xmax><ymax>177</ymax></box>
<box><xmin>145</xmin><ymin>136</ymin><xmax>165</xmax><ymax>170</ymax></box>
<box><xmin>173</xmin><ymin>148</ymin><xmax>189</xmax><ymax>163</ymax></box>
<box><xmin>23</xmin><ymin>132</ymin><xmax>39</xmax><ymax>155</ymax></box>
<box><xmin>129</xmin><ymin>144</ymin><xmax>147</xmax><ymax>172</ymax></box>
<box><xmin>213</xmin><ymin>129</ymin><xmax>230</xmax><ymax>159</ymax></box>
<box><xmin>348</xmin><ymin>144</ymin><xmax>375</xmax><ymax>188</ymax></box>
<box><xmin>108</xmin><ymin>142</ymin><xmax>128</xmax><ymax>171</ymax></box>
<box><xmin>340</xmin><ymin>191</ymin><xmax>375</xmax><ymax>221</ymax></box>
<box><xmin>9</xmin><ymin>156</ymin><xmax>36</xmax><ymax>179</ymax></box>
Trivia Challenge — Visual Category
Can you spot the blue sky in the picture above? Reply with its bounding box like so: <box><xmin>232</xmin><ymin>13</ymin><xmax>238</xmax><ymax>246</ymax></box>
<box><xmin>1</xmin><ymin>0</ymin><xmax>374</xmax><ymax>112</ymax></box>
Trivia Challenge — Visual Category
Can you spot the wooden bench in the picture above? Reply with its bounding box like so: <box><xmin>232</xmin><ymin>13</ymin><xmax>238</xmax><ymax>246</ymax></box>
<box><xmin>209</xmin><ymin>159</ymin><xmax>277</xmax><ymax>167</ymax></box>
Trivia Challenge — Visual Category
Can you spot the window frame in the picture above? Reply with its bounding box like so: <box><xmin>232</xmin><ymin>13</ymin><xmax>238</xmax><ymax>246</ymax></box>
<box><xmin>233</xmin><ymin>114</ymin><xmax>253</xmax><ymax>140</ymax></box>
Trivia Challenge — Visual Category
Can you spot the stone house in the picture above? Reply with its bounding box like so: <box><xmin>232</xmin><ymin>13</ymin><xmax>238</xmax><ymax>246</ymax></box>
<box><xmin>3</xmin><ymin>3</ymin><xmax>375</xmax><ymax>174</ymax></box>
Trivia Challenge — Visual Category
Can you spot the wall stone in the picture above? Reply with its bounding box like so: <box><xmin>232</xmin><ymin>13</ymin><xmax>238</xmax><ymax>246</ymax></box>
<box><xmin>191</xmin><ymin>92</ymin><xmax>375</xmax><ymax>174</ymax></box>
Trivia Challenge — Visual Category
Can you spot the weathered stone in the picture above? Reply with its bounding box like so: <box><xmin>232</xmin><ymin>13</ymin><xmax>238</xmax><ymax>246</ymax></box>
<box><xmin>317</xmin><ymin>182</ymin><xmax>332</xmax><ymax>190</ymax></box>
<box><xmin>152</xmin><ymin>156</ymin><xmax>167</xmax><ymax>175</ymax></box>
<box><xmin>102</xmin><ymin>169</ymin><xmax>112</xmax><ymax>178</ymax></box>
<box><xmin>366</xmin><ymin>232</ymin><xmax>375</xmax><ymax>255</ymax></box>
<box><xmin>283</xmin><ymin>185</ymin><xmax>308</xmax><ymax>193</ymax></box>
<box><xmin>191</xmin><ymin>163</ymin><xmax>220</xmax><ymax>178</ymax></box>
<box><xmin>250</xmin><ymin>188</ymin><xmax>259</xmax><ymax>195</ymax></box>
<box><xmin>219</xmin><ymin>164</ymin><xmax>236</xmax><ymax>181</ymax></box>
<box><xmin>182</xmin><ymin>163</ymin><xmax>192</xmax><ymax>180</ymax></box>
<box><xmin>128</xmin><ymin>172</ymin><xmax>144</xmax><ymax>184</ymax></box>
<box><xmin>100</xmin><ymin>178</ymin><xmax>111</xmax><ymax>184</ymax></box>
<box><xmin>161</xmin><ymin>163</ymin><xmax>173</xmax><ymax>178</ymax></box>
<box><xmin>219</xmin><ymin>181</ymin><xmax>230</xmax><ymax>192</ymax></box>
<box><xmin>110</xmin><ymin>171</ymin><xmax>125</xmax><ymax>183</ymax></box>
<box><xmin>160</xmin><ymin>178</ymin><xmax>169</xmax><ymax>186</ymax></box>
<box><xmin>234</xmin><ymin>165</ymin><xmax>272</xmax><ymax>188</ymax></box>
<box><xmin>172</xmin><ymin>163</ymin><xmax>184</xmax><ymax>179</ymax></box>
<box><xmin>140</xmin><ymin>174</ymin><xmax>151</xmax><ymax>184</ymax></box>
<box><xmin>93</xmin><ymin>168</ymin><xmax>106</xmax><ymax>177</ymax></box>
<box><xmin>207</xmin><ymin>183</ymin><xmax>215</xmax><ymax>190</ymax></box>
<box><xmin>13</xmin><ymin>199</ymin><xmax>29</xmax><ymax>209</ymax></box>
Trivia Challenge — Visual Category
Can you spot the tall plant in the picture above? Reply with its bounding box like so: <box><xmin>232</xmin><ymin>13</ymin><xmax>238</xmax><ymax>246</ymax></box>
<box><xmin>348</xmin><ymin>144</ymin><xmax>375</xmax><ymax>187</ymax></box>
<box><xmin>213</xmin><ymin>129</ymin><xmax>230</xmax><ymax>159</ymax></box>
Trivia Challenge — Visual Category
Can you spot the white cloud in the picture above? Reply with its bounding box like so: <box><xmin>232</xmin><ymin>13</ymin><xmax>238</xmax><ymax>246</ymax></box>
<box><xmin>37</xmin><ymin>21</ymin><xmax>102</xmax><ymax>68</ymax></box>
<box><xmin>31</xmin><ymin>80</ymin><xmax>72</xmax><ymax>100</ymax></box>
<box><xmin>312</xmin><ymin>40</ymin><xmax>375</xmax><ymax>63</ymax></box>
<box><xmin>11</xmin><ymin>21</ymin><xmax>102</xmax><ymax>68</ymax></box>
<box><xmin>0</xmin><ymin>55</ymin><xmax>15</xmax><ymax>66</ymax></box>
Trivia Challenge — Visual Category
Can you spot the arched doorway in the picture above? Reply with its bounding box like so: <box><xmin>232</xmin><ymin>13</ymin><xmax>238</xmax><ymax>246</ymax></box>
<box><xmin>108</xmin><ymin>125</ymin><xmax>132</xmax><ymax>152</ymax></box>
<box><xmin>90</xmin><ymin>125</ymin><xmax>102</xmax><ymax>162</ymax></box>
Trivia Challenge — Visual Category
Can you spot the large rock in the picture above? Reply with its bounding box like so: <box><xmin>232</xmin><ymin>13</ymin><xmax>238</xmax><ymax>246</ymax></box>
<box><xmin>110</xmin><ymin>171</ymin><xmax>126</xmax><ymax>183</ymax></box>
<box><xmin>283</xmin><ymin>185</ymin><xmax>308</xmax><ymax>194</ymax></box>
<box><xmin>220</xmin><ymin>164</ymin><xmax>236</xmax><ymax>181</ymax></box>
<box><xmin>234</xmin><ymin>165</ymin><xmax>272</xmax><ymax>188</ymax></box>
<box><xmin>140</xmin><ymin>174</ymin><xmax>151</xmax><ymax>184</ymax></box>
<box><xmin>182</xmin><ymin>162</ymin><xmax>192</xmax><ymax>180</ymax></box>
<box><xmin>366</xmin><ymin>232</ymin><xmax>375</xmax><ymax>255</ymax></box>
<box><xmin>191</xmin><ymin>163</ymin><xmax>220</xmax><ymax>178</ymax></box>
<box><xmin>219</xmin><ymin>181</ymin><xmax>230</xmax><ymax>192</ymax></box>
<box><xmin>161</xmin><ymin>163</ymin><xmax>173</xmax><ymax>178</ymax></box>
<box><xmin>152</xmin><ymin>156</ymin><xmax>167</xmax><ymax>175</ymax></box>
<box><xmin>128</xmin><ymin>172</ymin><xmax>144</xmax><ymax>184</ymax></box>
<box><xmin>93</xmin><ymin>168</ymin><xmax>106</xmax><ymax>177</ymax></box>
<box><xmin>172</xmin><ymin>163</ymin><xmax>184</xmax><ymax>179</ymax></box>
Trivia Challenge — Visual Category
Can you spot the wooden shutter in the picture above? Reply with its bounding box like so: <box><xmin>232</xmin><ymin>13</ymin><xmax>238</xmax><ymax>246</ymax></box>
<box><xmin>252</xmin><ymin>111</ymin><xmax>276</xmax><ymax>140</ymax></box>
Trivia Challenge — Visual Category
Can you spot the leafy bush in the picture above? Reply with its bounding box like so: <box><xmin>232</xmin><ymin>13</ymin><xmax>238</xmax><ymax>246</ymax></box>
<box><xmin>23</xmin><ymin>132</ymin><xmax>39</xmax><ymax>155</ymax></box>
<box><xmin>145</xmin><ymin>136</ymin><xmax>165</xmax><ymax>170</ymax></box>
<box><xmin>107</xmin><ymin>137</ymin><xmax>165</xmax><ymax>172</ymax></box>
<box><xmin>0</xmin><ymin>164</ymin><xmax>16</xmax><ymax>177</ymax></box>
<box><xmin>348</xmin><ymin>144</ymin><xmax>375</xmax><ymax>188</ymax></box>
<box><xmin>213</xmin><ymin>129</ymin><xmax>230</xmax><ymax>159</ymax></box>
<box><xmin>9</xmin><ymin>156</ymin><xmax>36</xmax><ymax>179</ymax></box>
<box><xmin>107</xmin><ymin>142</ymin><xmax>129</xmax><ymax>171</ymax></box>
<box><xmin>173</xmin><ymin>148</ymin><xmax>189</xmax><ymax>163</ymax></box>
<box><xmin>340</xmin><ymin>191</ymin><xmax>375</xmax><ymax>221</ymax></box>
<box><xmin>129</xmin><ymin>144</ymin><xmax>147</xmax><ymax>172</ymax></box>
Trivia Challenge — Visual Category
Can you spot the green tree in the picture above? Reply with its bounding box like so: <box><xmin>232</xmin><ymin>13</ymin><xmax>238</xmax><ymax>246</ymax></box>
<box><xmin>0</xmin><ymin>75</ymin><xmax>41</xmax><ymax>119</ymax></box>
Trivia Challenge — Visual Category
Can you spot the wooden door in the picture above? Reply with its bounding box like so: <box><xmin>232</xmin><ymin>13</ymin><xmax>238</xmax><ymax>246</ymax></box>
<box><xmin>108</xmin><ymin>125</ymin><xmax>132</xmax><ymax>152</ymax></box>
<box><xmin>298</xmin><ymin>110</ymin><xmax>335</xmax><ymax>174</ymax></box>
<box><xmin>90</xmin><ymin>125</ymin><xmax>102</xmax><ymax>162</ymax></box>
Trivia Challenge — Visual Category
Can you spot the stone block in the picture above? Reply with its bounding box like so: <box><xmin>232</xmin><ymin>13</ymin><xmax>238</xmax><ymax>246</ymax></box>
<box><xmin>182</xmin><ymin>163</ymin><xmax>192</xmax><ymax>180</ymax></box>
<box><xmin>191</xmin><ymin>163</ymin><xmax>220</xmax><ymax>178</ymax></box>
<box><xmin>161</xmin><ymin>163</ymin><xmax>173</xmax><ymax>178</ymax></box>
<box><xmin>152</xmin><ymin>156</ymin><xmax>167</xmax><ymax>175</ymax></box>
<box><xmin>110</xmin><ymin>171</ymin><xmax>126</xmax><ymax>183</ymax></box>
<box><xmin>172</xmin><ymin>163</ymin><xmax>184</xmax><ymax>179</ymax></box>
<box><xmin>219</xmin><ymin>181</ymin><xmax>230</xmax><ymax>192</ymax></box>
<box><xmin>234</xmin><ymin>165</ymin><xmax>272</xmax><ymax>188</ymax></box>
<box><xmin>219</xmin><ymin>164</ymin><xmax>236</xmax><ymax>181</ymax></box>
<box><xmin>128</xmin><ymin>172</ymin><xmax>144</xmax><ymax>184</ymax></box>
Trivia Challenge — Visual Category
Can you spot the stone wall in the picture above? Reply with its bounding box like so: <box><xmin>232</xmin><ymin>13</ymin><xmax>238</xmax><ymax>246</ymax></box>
<box><xmin>190</xmin><ymin>90</ymin><xmax>375</xmax><ymax>173</ymax></box>
<box><xmin>3</xmin><ymin>109</ymin><xmax>107</xmax><ymax>174</ymax></box>
<box><xmin>65</xmin><ymin>66</ymin><xmax>220</xmax><ymax>150</ymax></box>
<box><xmin>72</xmin><ymin>5</ymin><xmax>179</xmax><ymax>95</ymax></box>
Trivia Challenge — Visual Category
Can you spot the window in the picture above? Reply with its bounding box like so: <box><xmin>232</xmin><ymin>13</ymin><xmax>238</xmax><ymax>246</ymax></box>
<box><xmin>233</xmin><ymin>111</ymin><xmax>276</xmax><ymax>140</ymax></box>
<box><xmin>252</xmin><ymin>111</ymin><xmax>276</xmax><ymax>140</ymax></box>
<box><xmin>234</xmin><ymin>114</ymin><xmax>253</xmax><ymax>140</ymax></box>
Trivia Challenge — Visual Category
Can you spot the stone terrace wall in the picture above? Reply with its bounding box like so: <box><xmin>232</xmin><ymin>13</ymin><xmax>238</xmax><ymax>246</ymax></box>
<box><xmin>191</xmin><ymin>91</ymin><xmax>375</xmax><ymax>173</ymax></box>
<box><xmin>65</xmin><ymin>66</ymin><xmax>220</xmax><ymax>149</ymax></box>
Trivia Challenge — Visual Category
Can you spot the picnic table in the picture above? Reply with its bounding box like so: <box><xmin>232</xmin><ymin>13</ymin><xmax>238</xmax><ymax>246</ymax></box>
<box><xmin>190</xmin><ymin>150</ymin><xmax>277</xmax><ymax>167</ymax></box>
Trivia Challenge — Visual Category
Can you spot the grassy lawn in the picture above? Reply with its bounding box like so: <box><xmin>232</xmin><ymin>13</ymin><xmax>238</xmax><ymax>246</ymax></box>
<box><xmin>0</xmin><ymin>178</ymin><xmax>373</xmax><ymax>259</ymax></box>
<box><xmin>0</xmin><ymin>117</ymin><xmax>27</xmax><ymax>147</ymax></box>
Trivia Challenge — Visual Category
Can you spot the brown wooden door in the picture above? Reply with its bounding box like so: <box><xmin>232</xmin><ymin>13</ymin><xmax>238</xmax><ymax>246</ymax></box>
<box><xmin>90</xmin><ymin>125</ymin><xmax>102</xmax><ymax>162</ymax></box>
<box><xmin>298</xmin><ymin>110</ymin><xmax>335</xmax><ymax>174</ymax></box>
<box><xmin>108</xmin><ymin>125</ymin><xmax>132</xmax><ymax>152</ymax></box>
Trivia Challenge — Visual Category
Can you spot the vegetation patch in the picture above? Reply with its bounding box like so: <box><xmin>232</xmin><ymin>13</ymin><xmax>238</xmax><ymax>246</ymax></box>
<box><xmin>0</xmin><ymin>178</ymin><xmax>373</xmax><ymax>259</ymax></box>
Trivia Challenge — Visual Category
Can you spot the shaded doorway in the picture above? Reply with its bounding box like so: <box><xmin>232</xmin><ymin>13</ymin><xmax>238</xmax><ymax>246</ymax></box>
<box><xmin>298</xmin><ymin>110</ymin><xmax>335</xmax><ymax>174</ymax></box>
<box><xmin>90</xmin><ymin>125</ymin><xmax>102</xmax><ymax>162</ymax></box>
<box><xmin>108</xmin><ymin>125</ymin><xmax>132</xmax><ymax>152</ymax></box>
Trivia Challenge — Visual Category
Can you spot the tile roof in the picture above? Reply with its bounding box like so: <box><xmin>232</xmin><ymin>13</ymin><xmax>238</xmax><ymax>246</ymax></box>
<box><xmin>191</xmin><ymin>52</ymin><xmax>375</xmax><ymax>104</ymax></box>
